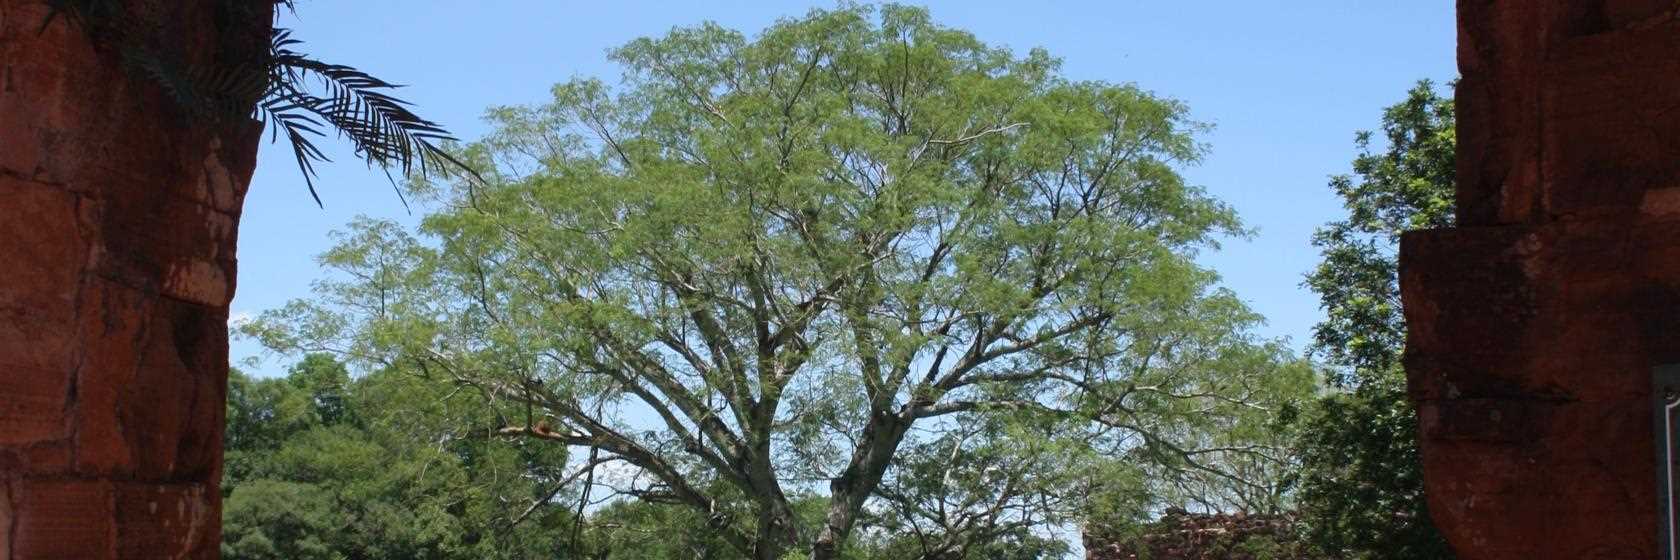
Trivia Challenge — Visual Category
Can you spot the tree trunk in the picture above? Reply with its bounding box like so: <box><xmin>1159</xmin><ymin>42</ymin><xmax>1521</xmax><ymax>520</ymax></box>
<box><xmin>0</xmin><ymin>1</ymin><xmax>268</xmax><ymax>557</ymax></box>
<box><xmin>750</xmin><ymin>495</ymin><xmax>795</xmax><ymax>560</ymax></box>
<box><xmin>812</xmin><ymin>411</ymin><xmax>913</xmax><ymax>560</ymax></box>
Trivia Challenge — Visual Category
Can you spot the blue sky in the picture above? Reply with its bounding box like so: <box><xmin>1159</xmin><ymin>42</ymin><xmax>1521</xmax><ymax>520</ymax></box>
<box><xmin>232</xmin><ymin>1</ymin><xmax>1456</xmax><ymax>376</ymax></box>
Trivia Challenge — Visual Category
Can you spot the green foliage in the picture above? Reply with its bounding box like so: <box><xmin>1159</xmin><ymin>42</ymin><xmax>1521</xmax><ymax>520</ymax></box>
<box><xmin>1230</xmin><ymin>533</ymin><xmax>1319</xmax><ymax>560</ymax></box>
<box><xmin>244</xmin><ymin>4</ymin><xmax>1314</xmax><ymax>558</ymax></box>
<box><xmin>222</xmin><ymin>358</ymin><xmax>581</xmax><ymax>560</ymax></box>
<box><xmin>1304</xmin><ymin>80</ymin><xmax>1455</xmax><ymax>386</ymax></box>
<box><xmin>220</xmin><ymin>479</ymin><xmax>340</xmax><ymax>560</ymax></box>
<box><xmin>1295</xmin><ymin>376</ymin><xmax>1443</xmax><ymax>559</ymax></box>
<box><xmin>1294</xmin><ymin>80</ymin><xmax>1456</xmax><ymax>559</ymax></box>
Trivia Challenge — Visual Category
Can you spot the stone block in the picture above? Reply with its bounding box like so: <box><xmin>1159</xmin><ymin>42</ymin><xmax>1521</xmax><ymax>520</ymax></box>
<box><xmin>1541</xmin><ymin>28</ymin><xmax>1680</xmax><ymax>218</ymax></box>
<box><xmin>11</xmin><ymin>479</ymin><xmax>114</xmax><ymax>560</ymax></box>
<box><xmin>120</xmin><ymin>298</ymin><xmax>226</xmax><ymax>482</ymax></box>
<box><xmin>70</xmin><ymin>279</ymin><xmax>152</xmax><ymax>477</ymax></box>
<box><xmin>115</xmin><ymin>483</ymin><xmax>214</xmax><ymax>559</ymax></box>
<box><xmin>0</xmin><ymin>365</ymin><xmax>68</xmax><ymax>446</ymax></box>
<box><xmin>1603</xmin><ymin>0</ymin><xmax>1676</xmax><ymax>29</ymax></box>
<box><xmin>1404</xmin><ymin>207</ymin><xmax>1680</xmax><ymax>557</ymax></box>
<box><xmin>1424</xmin><ymin>489</ymin><xmax>1548</xmax><ymax>559</ymax></box>
<box><xmin>91</xmin><ymin>189</ymin><xmax>239</xmax><ymax>308</ymax></box>
<box><xmin>1416</xmin><ymin>398</ymin><xmax>1547</xmax><ymax>444</ymax></box>
<box><xmin>0</xmin><ymin>1</ymin><xmax>268</xmax><ymax>557</ymax></box>
<box><xmin>0</xmin><ymin>177</ymin><xmax>85</xmax><ymax>375</ymax></box>
<box><xmin>1415</xmin><ymin>438</ymin><xmax>1531</xmax><ymax>498</ymax></box>
<box><xmin>1</xmin><ymin>481</ymin><xmax>11</xmax><ymax>559</ymax></box>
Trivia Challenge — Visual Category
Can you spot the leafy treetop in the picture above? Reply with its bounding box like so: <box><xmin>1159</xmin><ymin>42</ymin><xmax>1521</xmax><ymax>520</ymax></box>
<box><xmin>1293</xmin><ymin>80</ymin><xmax>1456</xmax><ymax>560</ymax></box>
<box><xmin>246</xmin><ymin>5</ymin><xmax>1313</xmax><ymax>559</ymax></box>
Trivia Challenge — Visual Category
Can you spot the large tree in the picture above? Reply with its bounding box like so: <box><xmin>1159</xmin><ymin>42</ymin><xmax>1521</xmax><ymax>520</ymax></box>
<box><xmin>246</xmin><ymin>5</ymin><xmax>1312</xmax><ymax>558</ymax></box>
<box><xmin>1294</xmin><ymin>80</ymin><xmax>1455</xmax><ymax>559</ymax></box>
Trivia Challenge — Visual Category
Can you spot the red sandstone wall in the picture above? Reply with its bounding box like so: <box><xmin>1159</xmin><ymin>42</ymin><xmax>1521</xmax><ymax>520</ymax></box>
<box><xmin>0</xmin><ymin>1</ymin><xmax>266</xmax><ymax>557</ymax></box>
<box><xmin>1402</xmin><ymin>1</ymin><xmax>1680</xmax><ymax>558</ymax></box>
<box><xmin>1454</xmin><ymin>0</ymin><xmax>1680</xmax><ymax>226</ymax></box>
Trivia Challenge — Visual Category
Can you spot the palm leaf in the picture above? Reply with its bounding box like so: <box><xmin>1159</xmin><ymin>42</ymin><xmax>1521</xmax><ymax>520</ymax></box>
<box><xmin>261</xmin><ymin>28</ymin><xmax>484</xmax><ymax>207</ymax></box>
<box><xmin>45</xmin><ymin>4</ymin><xmax>483</xmax><ymax>208</ymax></box>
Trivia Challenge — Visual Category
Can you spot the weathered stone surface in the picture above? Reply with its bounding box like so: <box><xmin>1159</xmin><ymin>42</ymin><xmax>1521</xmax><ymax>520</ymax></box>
<box><xmin>0</xmin><ymin>175</ymin><xmax>86</xmax><ymax>388</ymax></box>
<box><xmin>0</xmin><ymin>366</ymin><xmax>70</xmax><ymax>448</ymax></box>
<box><xmin>1403</xmin><ymin>1</ymin><xmax>1680</xmax><ymax>557</ymax></box>
<box><xmin>1456</xmin><ymin>0</ymin><xmax>1680</xmax><ymax>227</ymax></box>
<box><xmin>11</xmin><ymin>480</ymin><xmax>115</xmax><ymax>560</ymax></box>
<box><xmin>0</xmin><ymin>482</ymin><xmax>12</xmax><ymax>560</ymax></box>
<box><xmin>115</xmin><ymin>483</ymin><xmax>215</xmax><ymax>560</ymax></box>
<box><xmin>123</xmin><ymin>297</ymin><xmax>229</xmax><ymax>482</ymax></box>
<box><xmin>68</xmin><ymin>279</ymin><xmax>231</xmax><ymax>481</ymax></box>
<box><xmin>1404</xmin><ymin>217</ymin><xmax>1673</xmax><ymax>557</ymax></box>
<box><xmin>69</xmin><ymin>280</ymin><xmax>151</xmax><ymax>477</ymax></box>
<box><xmin>0</xmin><ymin>0</ymin><xmax>266</xmax><ymax>557</ymax></box>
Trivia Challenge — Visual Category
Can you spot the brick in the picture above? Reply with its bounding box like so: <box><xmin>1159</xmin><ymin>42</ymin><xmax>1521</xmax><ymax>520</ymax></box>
<box><xmin>1</xmin><ymin>482</ymin><xmax>11</xmax><ymax>560</ymax></box>
<box><xmin>0</xmin><ymin>177</ymin><xmax>86</xmax><ymax>375</ymax></box>
<box><xmin>0</xmin><ymin>365</ymin><xmax>68</xmax><ymax>446</ymax></box>
<box><xmin>70</xmin><ymin>280</ymin><xmax>151</xmax><ymax>477</ymax></box>
<box><xmin>121</xmin><ymin>298</ymin><xmax>226</xmax><ymax>481</ymax></box>
<box><xmin>115</xmin><ymin>483</ymin><xmax>214</xmax><ymax>560</ymax></box>
<box><xmin>12</xmin><ymin>480</ymin><xmax>114</xmax><ymax>560</ymax></box>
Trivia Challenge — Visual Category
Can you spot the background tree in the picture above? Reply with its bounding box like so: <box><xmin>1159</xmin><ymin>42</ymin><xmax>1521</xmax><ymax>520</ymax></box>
<box><xmin>1293</xmin><ymin>80</ymin><xmax>1455</xmax><ymax>559</ymax></box>
<box><xmin>244</xmin><ymin>5</ymin><xmax>1314</xmax><ymax>558</ymax></box>
<box><xmin>222</xmin><ymin>356</ymin><xmax>584</xmax><ymax>560</ymax></box>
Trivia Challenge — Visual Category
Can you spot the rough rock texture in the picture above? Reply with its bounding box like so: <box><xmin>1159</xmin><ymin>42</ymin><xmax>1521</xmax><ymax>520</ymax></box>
<box><xmin>0</xmin><ymin>1</ymin><xmax>267</xmax><ymax>557</ymax></box>
<box><xmin>1082</xmin><ymin>510</ymin><xmax>1321</xmax><ymax>560</ymax></box>
<box><xmin>1401</xmin><ymin>1</ymin><xmax>1680</xmax><ymax>558</ymax></box>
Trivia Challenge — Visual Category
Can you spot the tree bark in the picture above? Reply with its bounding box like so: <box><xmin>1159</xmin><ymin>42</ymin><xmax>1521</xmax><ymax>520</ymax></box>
<box><xmin>811</xmin><ymin>410</ymin><xmax>913</xmax><ymax>560</ymax></box>
<box><xmin>0</xmin><ymin>1</ymin><xmax>268</xmax><ymax>557</ymax></box>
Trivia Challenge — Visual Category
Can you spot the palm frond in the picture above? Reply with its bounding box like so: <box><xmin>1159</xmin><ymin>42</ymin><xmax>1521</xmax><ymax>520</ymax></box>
<box><xmin>256</xmin><ymin>95</ymin><xmax>330</xmax><ymax>206</ymax></box>
<box><xmin>261</xmin><ymin>28</ymin><xmax>483</xmax><ymax>207</ymax></box>
<box><xmin>44</xmin><ymin>4</ymin><xmax>484</xmax><ymax>208</ymax></box>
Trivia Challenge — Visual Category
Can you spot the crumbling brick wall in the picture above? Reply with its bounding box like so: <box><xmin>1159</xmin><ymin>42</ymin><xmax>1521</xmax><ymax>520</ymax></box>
<box><xmin>1083</xmin><ymin>510</ymin><xmax>1322</xmax><ymax>560</ymax></box>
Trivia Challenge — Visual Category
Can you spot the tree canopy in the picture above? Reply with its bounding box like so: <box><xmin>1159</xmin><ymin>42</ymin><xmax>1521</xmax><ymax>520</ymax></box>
<box><xmin>1293</xmin><ymin>80</ymin><xmax>1455</xmax><ymax>560</ymax></box>
<box><xmin>243</xmin><ymin>5</ymin><xmax>1314</xmax><ymax>558</ymax></box>
<box><xmin>222</xmin><ymin>357</ymin><xmax>583</xmax><ymax>560</ymax></box>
